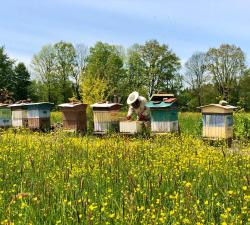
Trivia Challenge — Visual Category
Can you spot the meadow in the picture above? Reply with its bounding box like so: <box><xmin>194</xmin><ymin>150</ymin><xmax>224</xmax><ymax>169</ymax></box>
<box><xmin>0</xmin><ymin>112</ymin><xmax>249</xmax><ymax>224</ymax></box>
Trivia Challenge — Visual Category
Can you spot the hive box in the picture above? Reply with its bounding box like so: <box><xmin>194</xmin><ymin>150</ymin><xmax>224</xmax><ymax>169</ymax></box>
<box><xmin>146</xmin><ymin>94</ymin><xmax>178</xmax><ymax>133</ymax></box>
<box><xmin>199</xmin><ymin>103</ymin><xmax>236</xmax><ymax>140</ymax></box>
<box><xmin>59</xmin><ymin>103</ymin><xmax>87</xmax><ymax>132</ymax></box>
<box><xmin>26</xmin><ymin>102</ymin><xmax>54</xmax><ymax>130</ymax></box>
<box><xmin>119</xmin><ymin>120</ymin><xmax>144</xmax><ymax>134</ymax></box>
<box><xmin>8</xmin><ymin>103</ymin><xmax>28</xmax><ymax>127</ymax></box>
<box><xmin>90</xmin><ymin>103</ymin><xmax>122</xmax><ymax>134</ymax></box>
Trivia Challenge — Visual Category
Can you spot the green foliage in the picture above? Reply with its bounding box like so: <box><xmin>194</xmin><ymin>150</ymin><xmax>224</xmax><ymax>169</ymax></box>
<box><xmin>13</xmin><ymin>63</ymin><xmax>31</xmax><ymax>100</ymax></box>
<box><xmin>206</xmin><ymin>44</ymin><xmax>246</xmax><ymax>101</ymax></box>
<box><xmin>73</xmin><ymin>44</ymin><xmax>89</xmax><ymax>100</ymax></box>
<box><xmin>4</xmin><ymin>40</ymin><xmax>250</xmax><ymax>111</ymax></box>
<box><xmin>54</xmin><ymin>41</ymin><xmax>76</xmax><ymax>102</ymax></box>
<box><xmin>85</xmin><ymin>42</ymin><xmax>125</xmax><ymax>100</ymax></box>
<box><xmin>178</xmin><ymin>112</ymin><xmax>202</xmax><ymax>136</ymax></box>
<box><xmin>0</xmin><ymin>47</ymin><xmax>15</xmax><ymax>92</ymax></box>
<box><xmin>184</xmin><ymin>52</ymin><xmax>207</xmax><ymax>106</ymax></box>
<box><xmin>125</xmin><ymin>44</ymin><xmax>147</xmax><ymax>97</ymax></box>
<box><xmin>141</xmin><ymin>40</ymin><xmax>181</xmax><ymax>97</ymax></box>
<box><xmin>80</xmin><ymin>74</ymin><xmax>109</xmax><ymax>132</ymax></box>
<box><xmin>234</xmin><ymin>113</ymin><xmax>250</xmax><ymax>139</ymax></box>
<box><xmin>81</xmin><ymin>74</ymin><xmax>109</xmax><ymax>105</ymax></box>
<box><xmin>0</xmin><ymin>47</ymin><xmax>31</xmax><ymax>101</ymax></box>
<box><xmin>127</xmin><ymin>40</ymin><xmax>181</xmax><ymax>98</ymax></box>
<box><xmin>31</xmin><ymin>45</ymin><xmax>58</xmax><ymax>102</ymax></box>
<box><xmin>238</xmin><ymin>69</ymin><xmax>250</xmax><ymax>110</ymax></box>
<box><xmin>50</xmin><ymin>111</ymin><xmax>63</xmax><ymax>124</ymax></box>
<box><xmin>31</xmin><ymin>43</ymin><xmax>75</xmax><ymax>104</ymax></box>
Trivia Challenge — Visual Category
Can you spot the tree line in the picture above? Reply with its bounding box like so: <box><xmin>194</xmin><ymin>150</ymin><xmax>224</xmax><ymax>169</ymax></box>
<box><xmin>1</xmin><ymin>40</ymin><xmax>250</xmax><ymax>110</ymax></box>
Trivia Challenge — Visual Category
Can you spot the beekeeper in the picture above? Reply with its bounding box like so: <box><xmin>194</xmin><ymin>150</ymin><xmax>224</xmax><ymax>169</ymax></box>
<box><xmin>126</xmin><ymin>91</ymin><xmax>150</xmax><ymax>121</ymax></box>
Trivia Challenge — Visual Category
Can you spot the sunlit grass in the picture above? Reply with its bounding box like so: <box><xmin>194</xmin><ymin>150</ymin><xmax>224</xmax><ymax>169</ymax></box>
<box><xmin>0</xmin><ymin>130</ymin><xmax>249</xmax><ymax>224</ymax></box>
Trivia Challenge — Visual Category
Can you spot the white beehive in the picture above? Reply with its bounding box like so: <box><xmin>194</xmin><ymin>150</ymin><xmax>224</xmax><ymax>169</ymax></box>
<box><xmin>90</xmin><ymin>103</ymin><xmax>122</xmax><ymax>133</ymax></box>
<box><xmin>8</xmin><ymin>103</ymin><xmax>28</xmax><ymax>127</ymax></box>
<box><xmin>119</xmin><ymin>121</ymin><xmax>144</xmax><ymax>134</ymax></box>
<box><xmin>199</xmin><ymin>103</ymin><xmax>236</xmax><ymax>140</ymax></box>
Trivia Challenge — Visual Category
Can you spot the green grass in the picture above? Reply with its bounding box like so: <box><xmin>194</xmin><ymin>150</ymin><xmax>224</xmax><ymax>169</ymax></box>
<box><xmin>178</xmin><ymin>112</ymin><xmax>202</xmax><ymax>137</ymax></box>
<box><xmin>52</xmin><ymin>111</ymin><xmax>250</xmax><ymax>140</ymax></box>
<box><xmin>51</xmin><ymin>111</ymin><xmax>63</xmax><ymax>124</ymax></box>
<box><xmin>0</xmin><ymin>130</ymin><xmax>249</xmax><ymax>224</ymax></box>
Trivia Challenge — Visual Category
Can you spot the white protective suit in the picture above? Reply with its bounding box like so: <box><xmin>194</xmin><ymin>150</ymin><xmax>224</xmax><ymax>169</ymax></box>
<box><xmin>127</xmin><ymin>96</ymin><xmax>150</xmax><ymax>120</ymax></box>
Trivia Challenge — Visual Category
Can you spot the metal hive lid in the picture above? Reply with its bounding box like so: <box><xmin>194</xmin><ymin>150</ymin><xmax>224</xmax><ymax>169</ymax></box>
<box><xmin>59</xmin><ymin>103</ymin><xmax>86</xmax><ymax>108</ymax></box>
<box><xmin>8</xmin><ymin>102</ymin><xmax>54</xmax><ymax>108</ymax></box>
<box><xmin>25</xmin><ymin>102</ymin><xmax>54</xmax><ymax>106</ymax></box>
<box><xmin>90</xmin><ymin>103</ymin><xmax>122</xmax><ymax>108</ymax></box>
<box><xmin>198</xmin><ymin>104</ymin><xmax>237</xmax><ymax>110</ymax></box>
<box><xmin>8</xmin><ymin>103</ymin><xmax>27</xmax><ymax>108</ymax></box>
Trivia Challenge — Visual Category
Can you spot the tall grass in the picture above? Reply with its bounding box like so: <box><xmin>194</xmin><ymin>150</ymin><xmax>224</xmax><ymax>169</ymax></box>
<box><xmin>51</xmin><ymin>111</ymin><xmax>63</xmax><ymax>124</ymax></box>
<box><xmin>178</xmin><ymin>112</ymin><xmax>202</xmax><ymax>137</ymax></box>
<box><xmin>0</xmin><ymin>130</ymin><xmax>249</xmax><ymax>224</ymax></box>
<box><xmin>51</xmin><ymin>111</ymin><xmax>250</xmax><ymax>140</ymax></box>
<box><xmin>234</xmin><ymin>113</ymin><xmax>250</xmax><ymax>140</ymax></box>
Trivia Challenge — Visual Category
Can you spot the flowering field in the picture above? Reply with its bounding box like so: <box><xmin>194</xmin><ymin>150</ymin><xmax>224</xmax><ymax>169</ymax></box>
<box><xmin>0</xmin><ymin>129</ymin><xmax>249</xmax><ymax>224</ymax></box>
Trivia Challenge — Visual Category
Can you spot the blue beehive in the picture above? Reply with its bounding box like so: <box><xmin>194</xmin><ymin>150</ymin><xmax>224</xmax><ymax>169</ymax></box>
<box><xmin>26</xmin><ymin>102</ymin><xmax>54</xmax><ymax>130</ymax></box>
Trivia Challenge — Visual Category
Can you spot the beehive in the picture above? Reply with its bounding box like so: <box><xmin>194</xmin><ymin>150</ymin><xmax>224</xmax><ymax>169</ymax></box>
<box><xmin>59</xmin><ymin>103</ymin><xmax>87</xmax><ymax>132</ymax></box>
<box><xmin>90</xmin><ymin>103</ymin><xmax>122</xmax><ymax>133</ymax></box>
<box><xmin>200</xmin><ymin>103</ymin><xmax>236</xmax><ymax>140</ymax></box>
<box><xmin>25</xmin><ymin>102</ymin><xmax>53</xmax><ymax>130</ymax></box>
<box><xmin>119</xmin><ymin>121</ymin><xmax>144</xmax><ymax>134</ymax></box>
<box><xmin>146</xmin><ymin>94</ymin><xmax>178</xmax><ymax>133</ymax></box>
<box><xmin>8</xmin><ymin>103</ymin><xmax>28</xmax><ymax>127</ymax></box>
<box><xmin>0</xmin><ymin>104</ymin><xmax>11</xmax><ymax>128</ymax></box>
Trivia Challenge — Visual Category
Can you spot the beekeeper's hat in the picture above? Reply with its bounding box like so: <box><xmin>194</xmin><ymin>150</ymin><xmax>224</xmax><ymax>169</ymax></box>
<box><xmin>127</xmin><ymin>91</ymin><xmax>139</xmax><ymax>105</ymax></box>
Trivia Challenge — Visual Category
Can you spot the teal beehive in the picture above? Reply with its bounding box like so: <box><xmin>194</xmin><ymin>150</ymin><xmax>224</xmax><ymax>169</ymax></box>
<box><xmin>146</xmin><ymin>94</ymin><xmax>178</xmax><ymax>133</ymax></box>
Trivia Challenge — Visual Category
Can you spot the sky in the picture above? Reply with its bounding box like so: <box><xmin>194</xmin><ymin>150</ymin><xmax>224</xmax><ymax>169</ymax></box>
<box><xmin>1</xmin><ymin>0</ymin><xmax>250</xmax><ymax>67</ymax></box>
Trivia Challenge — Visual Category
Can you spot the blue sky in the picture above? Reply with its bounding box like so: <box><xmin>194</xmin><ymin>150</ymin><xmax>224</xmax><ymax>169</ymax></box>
<box><xmin>1</xmin><ymin>0</ymin><xmax>250</xmax><ymax>66</ymax></box>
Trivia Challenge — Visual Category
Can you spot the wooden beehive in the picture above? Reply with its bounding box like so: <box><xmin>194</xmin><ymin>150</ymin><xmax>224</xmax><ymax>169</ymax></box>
<box><xmin>146</xmin><ymin>94</ymin><xmax>178</xmax><ymax>133</ymax></box>
<box><xmin>90</xmin><ymin>103</ymin><xmax>122</xmax><ymax>134</ymax></box>
<box><xmin>26</xmin><ymin>102</ymin><xmax>54</xmax><ymax>130</ymax></box>
<box><xmin>59</xmin><ymin>103</ymin><xmax>87</xmax><ymax>132</ymax></box>
<box><xmin>0</xmin><ymin>104</ymin><xmax>12</xmax><ymax>128</ymax></box>
<box><xmin>119</xmin><ymin>120</ymin><xmax>144</xmax><ymax>134</ymax></box>
<box><xmin>8</xmin><ymin>103</ymin><xmax>28</xmax><ymax>128</ymax></box>
<box><xmin>199</xmin><ymin>103</ymin><xmax>236</xmax><ymax>140</ymax></box>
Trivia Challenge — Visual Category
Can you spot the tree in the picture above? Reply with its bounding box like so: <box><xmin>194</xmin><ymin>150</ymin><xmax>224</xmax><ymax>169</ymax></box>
<box><xmin>185</xmin><ymin>52</ymin><xmax>207</xmax><ymax>106</ymax></box>
<box><xmin>126</xmin><ymin>44</ymin><xmax>147</xmax><ymax>97</ymax></box>
<box><xmin>13</xmin><ymin>63</ymin><xmax>31</xmax><ymax>100</ymax></box>
<box><xmin>84</xmin><ymin>42</ymin><xmax>125</xmax><ymax>101</ymax></box>
<box><xmin>27</xmin><ymin>80</ymin><xmax>43</xmax><ymax>102</ymax></box>
<box><xmin>73</xmin><ymin>44</ymin><xmax>89</xmax><ymax>100</ymax></box>
<box><xmin>238</xmin><ymin>69</ymin><xmax>250</xmax><ymax>110</ymax></box>
<box><xmin>31</xmin><ymin>45</ymin><xmax>57</xmax><ymax>102</ymax></box>
<box><xmin>0</xmin><ymin>46</ymin><xmax>15</xmax><ymax>92</ymax></box>
<box><xmin>136</xmin><ymin>40</ymin><xmax>181</xmax><ymax>97</ymax></box>
<box><xmin>81</xmin><ymin>74</ymin><xmax>109</xmax><ymax>105</ymax></box>
<box><xmin>54</xmin><ymin>41</ymin><xmax>76</xmax><ymax>102</ymax></box>
<box><xmin>206</xmin><ymin>44</ymin><xmax>246</xmax><ymax>101</ymax></box>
